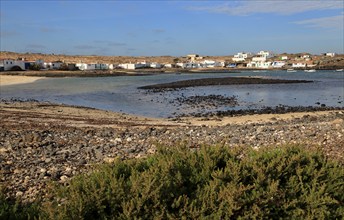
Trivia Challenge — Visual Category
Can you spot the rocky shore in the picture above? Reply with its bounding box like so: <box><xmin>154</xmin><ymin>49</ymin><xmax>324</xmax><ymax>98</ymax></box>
<box><xmin>0</xmin><ymin>101</ymin><xmax>343</xmax><ymax>203</ymax></box>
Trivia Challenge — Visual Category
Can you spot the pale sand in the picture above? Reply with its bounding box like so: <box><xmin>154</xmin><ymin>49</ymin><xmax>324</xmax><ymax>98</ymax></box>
<box><xmin>181</xmin><ymin>111</ymin><xmax>338</xmax><ymax>126</ymax></box>
<box><xmin>0</xmin><ymin>75</ymin><xmax>45</xmax><ymax>86</ymax></box>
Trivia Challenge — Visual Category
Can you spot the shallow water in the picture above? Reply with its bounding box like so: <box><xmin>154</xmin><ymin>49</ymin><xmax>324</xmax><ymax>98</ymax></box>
<box><xmin>1</xmin><ymin>70</ymin><xmax>343</xmax><ymax>118</ymax></box>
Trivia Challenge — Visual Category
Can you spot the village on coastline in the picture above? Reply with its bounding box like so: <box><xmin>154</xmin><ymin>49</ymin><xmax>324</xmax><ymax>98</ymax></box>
<box><xmin>0</xmin><ymin>51</ymin><xmax>343</xmax><ymax>72</ymax></box>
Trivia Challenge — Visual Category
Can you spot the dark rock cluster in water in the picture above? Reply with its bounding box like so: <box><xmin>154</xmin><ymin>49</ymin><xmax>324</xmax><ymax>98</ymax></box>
<box><xmin>173</xmin><ymin>95</ymin><xmax>238</xmax><ymax>108</ymax></box>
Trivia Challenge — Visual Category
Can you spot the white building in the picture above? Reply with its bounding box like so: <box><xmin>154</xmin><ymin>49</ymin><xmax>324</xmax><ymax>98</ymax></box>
<box><xmin>257</xmin><ymin>51</ymin><xmax>272</xmax><ymax>58</ymax></box>
<box><xmin>150</xmin><ymin>62</ymin><xmax>162</xmax><ymax>68</ymax></box>
<box><xmin>250</xmin><ymin>51</ymin><xmax>272</xmax><ymax>62</ymax></box>
<box><xmin>51</xmin><ymin>61</ymin><xmax>64</xmax><ymax>69</ymax></box>
<box><xmin>163</xmin><ymin>63</ymin><xmax>174</xmax><ymax>68</ymax></box>
<box><xmin>95</xmin><ymin>63</ymin><xmax>112</xmax><ymax>70</ymax></box>
<box><xmin>118</xmin><ymin>63</ymin><xmax>142</xmax><ymax>70</ymax></box>
<box><xmin>292</xmin><ymin>63</ymin><xmax>307</xmax><ymax>68</ymax></box>
<box><xmin>75</xmin><ymin>63</ymin><xmax>87</xmax><ymax>70</ymax></box>
<box><xmin>2</xmin><ymin>59</ymin><xmax>26</xmax><ymax>71</ymax></box>
<box><xmin>247</xmin><ymin>61</ymin><xmax>271</xmax><ymax>69</ymax></box>
<box><xmin>176</xmin><ymin>62</ymin><xmax>200</xmax><ymax>69</ymax></box>
<box><xmin>325</xmin><ymin>52</ymin><xmax>335</xmax><ymax>57</ymax></box>
<box><xmin>271</xmin><ymin>61</ymin><xmax>286</xmax><ymax>68</ymax></box>
<box><xmin>252</xmin><ymin>56</ymin><xmax>267</xmax><ymax>62</ymax></box>
<box><xmin>232</xmin><ymin>52</ymin><xmax>251</xmax><ymax>62</ymax></box>
<box><xmin>200</xmin><ymin>60</ymin><xmax>225</xmax><ymax>68</ymax></box>
<box><xmin>280</xmin><ymin>56</ymin><xmax>288</xmax><ymax>60</ymax></box>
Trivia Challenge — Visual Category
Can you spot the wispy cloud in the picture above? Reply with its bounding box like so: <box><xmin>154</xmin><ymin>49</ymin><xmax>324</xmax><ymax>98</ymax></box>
<box><xmin>293</xmin><ymin>13</ymin><xmax>344</xmax><ymax>29</ymax></box>
<box><xmin>188</xmin><ymin>1</ymin><xmax>343</xmax><ymax>16</ymax></box>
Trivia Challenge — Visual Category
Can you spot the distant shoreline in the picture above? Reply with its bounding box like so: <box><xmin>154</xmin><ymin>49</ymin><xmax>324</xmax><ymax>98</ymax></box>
<box><xmin>0</xmin><ymin>67</ymin><xmax>342</xmax><ymax>79</ymax></box>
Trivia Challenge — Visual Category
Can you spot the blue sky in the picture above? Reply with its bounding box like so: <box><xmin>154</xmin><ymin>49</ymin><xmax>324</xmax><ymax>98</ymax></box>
<box><xmin>1</xmin><ymin>0</ymin><xmax>343</xmax><ymax>56</ymax></box>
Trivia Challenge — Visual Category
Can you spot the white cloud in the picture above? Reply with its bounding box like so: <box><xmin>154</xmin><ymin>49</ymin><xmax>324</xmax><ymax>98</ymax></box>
<box><xmin>188</xmin><ymin>1</ymin><xmax>343</xmax><ymax>16</ymax></box>
<box><xmin>293</xmin><ymin>13</ymin><xmax>344</xmax><ymax>29</ymax></box>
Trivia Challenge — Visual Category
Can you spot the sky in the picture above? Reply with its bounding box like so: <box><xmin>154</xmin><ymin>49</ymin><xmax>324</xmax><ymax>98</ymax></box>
<box><xmin>1</xmin><ymin>0</ymin><xmax>343</xmax><ymax>56</ymax></box>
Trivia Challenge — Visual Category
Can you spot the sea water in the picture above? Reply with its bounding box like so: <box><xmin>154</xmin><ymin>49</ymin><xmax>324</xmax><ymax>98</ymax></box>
<box><xmin>1</xmin><ymin>70</ymin><xmax>343</xmax><ymax>118</ymax></box>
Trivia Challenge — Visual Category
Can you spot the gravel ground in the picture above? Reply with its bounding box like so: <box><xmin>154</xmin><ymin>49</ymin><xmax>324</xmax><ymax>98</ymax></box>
<box><xmin>0</xmin><ymin>101</ymin><xmax>343</xmax><ymax>203</ymax></box>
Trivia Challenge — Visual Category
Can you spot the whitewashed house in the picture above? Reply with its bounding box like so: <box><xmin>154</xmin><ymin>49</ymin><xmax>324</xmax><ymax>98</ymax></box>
<box><xmin>201</xmin><ymin>60</ymin><xmax>225</xmax><ymax>68</ymax></box>
<box><xmin>232</xmin><ymin>52</ymin><xmax>251</xmax><ymax>62</ymax></box>
<box><xmin>247</xmin><ymin>61</ymin><xmax>271</xmax><ymax>69</ymax></box>
<box><xmin>280</xmin><ymin>56</ymin><xmax>288</xmax><ymax>60</ymax></box>
<box><xmin>176</xmin><ymin>62</ymin><xmax>200</xmax><ymax>69</ymax></box>
<box><xmin>163</xmin><ymin>63</ymin><xmax>174</xmax><ymax>68</ymax></box>
<box><xmin>51</xmin><ymin>61</ymin><xmax>64</xmax><ymax>69</ymax></box>
<box><xmin>118</xmin><ymin>63</ymin><xmax>143</xmax><ymax>70</ymax></box>
<box><xmin>150</xmin><ymin>62</ymin><xmax>162</xmax><ymax>68</ymax></box>
<box><xmin>271</xmin><ymin>61</ymin><xmax>286</xmax><ymax>68</ymax></box>
<box><xmin>118</xmin><ymin>63</ymin><xmax>135</xmax><ymax>70</ymax></box>
<box><xmin>2</xmin><ymin>59</ymin><xmax>26</xmax><ymax>71</ymax></box>
<box><xmin>75</xmin><ymin>63</ymin><xmax>88</xmax><ymax>70</ymax></box>
<box><xmin>325</xmin><ymin>52</ymin><xmax>335</xmax><ymax>57</ymax></box>
<box><xmin>292</xmin><ymin>63</ymin><xmax>307</xmax><ymax>68</ymax></box>
<box><xmin>252</xmin><ymin>56</ymin><xmax>267</xmax><ymax>62</ymax></box>
<box><xmin>95</xmin><ymin>64</ymin><xmax>112</xmax><ymax>70</ymax></box>
<box><xmin>250</xmin><ymin>51</ymin><xmax>271</xmax><ymax>62</ymax></box>
<box><xmin>257</xmin><ymin>50</ymin><xmax>272</xmax><ymax>58</ymax></box>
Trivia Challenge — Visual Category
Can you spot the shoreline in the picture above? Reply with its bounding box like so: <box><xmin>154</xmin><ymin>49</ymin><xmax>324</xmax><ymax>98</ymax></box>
<box><xmin>1</xmin><ymin>67</ymin><xmax>342</xmax><ymax>78</ymax></box>
<box><xmin>2</xmin><ymin>100</ymin><xmax>343</xmax><ymax>126</ymax></box>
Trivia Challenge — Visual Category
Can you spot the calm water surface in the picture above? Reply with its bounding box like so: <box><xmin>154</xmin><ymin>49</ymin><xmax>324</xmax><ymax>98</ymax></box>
<box><xmin>1</xmin><ymin>70</ymin><xmax>343</xmax><ymax>118</ymax></box>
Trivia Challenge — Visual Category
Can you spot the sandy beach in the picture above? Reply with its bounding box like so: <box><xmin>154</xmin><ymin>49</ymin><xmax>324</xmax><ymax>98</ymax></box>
<box><xmin>0</xmin><ymin>75</ymin><xmax>45</xmax><ymax>86</ymax></box>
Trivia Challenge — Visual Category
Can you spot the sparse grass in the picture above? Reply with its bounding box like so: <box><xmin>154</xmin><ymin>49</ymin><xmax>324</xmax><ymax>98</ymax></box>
<box><xmin>1</xmin><ymin>145</ymin><xmax>344</xmax><ymax>219</ymax></box>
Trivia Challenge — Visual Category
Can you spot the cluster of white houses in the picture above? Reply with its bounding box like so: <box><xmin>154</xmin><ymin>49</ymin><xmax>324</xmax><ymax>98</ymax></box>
<box><xmin>0</xmin><ymin>51</ymin><xmax>337</xmax><ymax>71</ymax></box>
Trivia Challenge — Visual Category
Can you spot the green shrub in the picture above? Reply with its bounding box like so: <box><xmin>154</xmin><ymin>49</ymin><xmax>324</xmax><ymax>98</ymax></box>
<box><xmin>42</xmin><ymin>145</ymin><xmax>344</xmax><ymax>219</ymax></box>
<box><xmin>0</xmin><ymin>184</ymin><xmax>40</xmax><ymax>220</ymax></box>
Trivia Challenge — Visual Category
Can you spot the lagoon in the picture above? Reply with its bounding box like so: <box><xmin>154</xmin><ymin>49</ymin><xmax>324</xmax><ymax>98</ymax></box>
<box><xmin>1</xmin><ymin>70</ymin><xmax>343</xmax><ymax>118</ymax></box>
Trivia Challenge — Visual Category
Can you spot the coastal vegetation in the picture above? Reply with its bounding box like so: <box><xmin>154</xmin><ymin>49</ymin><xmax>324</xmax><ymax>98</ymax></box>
<box><xmin>1</xmin><ymin>145</ymin><xmax>343</xmax><ymax>219</ymax></box>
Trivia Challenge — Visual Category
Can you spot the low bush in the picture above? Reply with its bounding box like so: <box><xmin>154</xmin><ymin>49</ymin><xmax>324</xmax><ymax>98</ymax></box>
<box><xmin>41</xmin><ymin>145</ymin><xmax>343</xmax><ymax>219</ymax></box>
<box><xmin>0</xmin><ymin>185</ymin><xmax>40</xmax><ymax>220</ymax></box>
